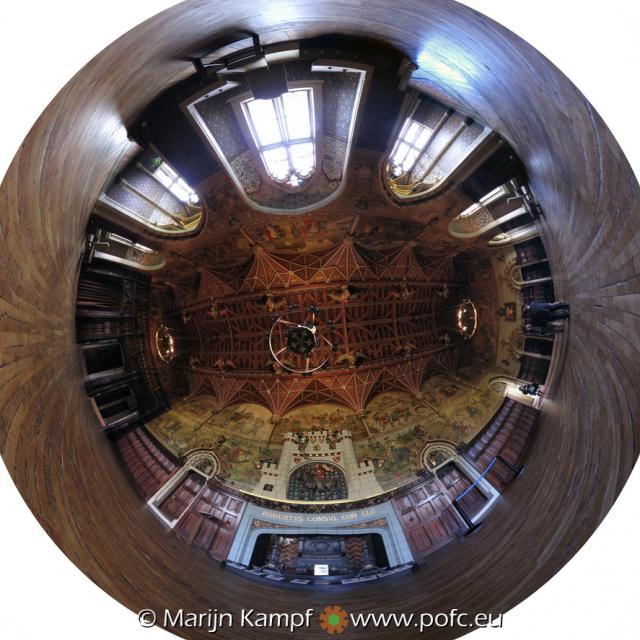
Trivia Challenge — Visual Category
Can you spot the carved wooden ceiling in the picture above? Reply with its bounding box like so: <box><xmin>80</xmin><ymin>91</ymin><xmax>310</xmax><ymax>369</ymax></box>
<box><xmin>150</xmin><ymin>148</ymin><xmax>475</xmax><ymax>282</ymax></box>
<box><xmin>160</xmin><ymin>233</ymin><xmax>473</xmax><ymax>431</ymax></box>
<box><xmin>136</xmin><ymin>37</ymin><xmax>504</xmax><ymax>432</ymax></box>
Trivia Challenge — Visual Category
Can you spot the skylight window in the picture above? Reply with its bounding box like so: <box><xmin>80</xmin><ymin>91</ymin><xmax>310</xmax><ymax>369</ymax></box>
<box><xmin>242</xmin><ymin>89</ymin><xmax>315</xmax><ymax>187</ymax></box>
<box><xmin>389</xmin><ymin>119</ymin><xmax>433</xmax><ymax>177</ymax></box>
<box><xmin>457</xmin><ymin>185</ymin><xmax>508</xmax><ymax>218</ymax></box>
<box><xmin>107</xmin><ymin>232</ymin><xmax>155</xmax><ymax>253</ymax></box>
<box><xmin>153</xmin><ymin>162</ymin><xmax>200</xmax><ymax>204</ymax></box>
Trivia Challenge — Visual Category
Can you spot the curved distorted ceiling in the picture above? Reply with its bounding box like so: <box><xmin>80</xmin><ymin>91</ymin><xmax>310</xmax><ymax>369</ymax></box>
<box><xmin>76</xmin><ymin>32</ymin><xmax>549</xmax><ymax>570</ymax></box>
<box><xmin>1</xmin><ymin>1</ymin><xmax>638</xmax><ymax>638</ymax></box>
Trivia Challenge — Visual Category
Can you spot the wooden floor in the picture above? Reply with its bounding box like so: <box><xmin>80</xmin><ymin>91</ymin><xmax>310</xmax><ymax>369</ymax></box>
<box><xmin>1</xmin><ymin>1</ymin><xmax>639</xmax><ymax>638</ymax></box>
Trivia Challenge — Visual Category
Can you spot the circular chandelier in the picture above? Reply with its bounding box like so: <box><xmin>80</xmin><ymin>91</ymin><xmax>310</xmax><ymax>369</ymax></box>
<box><xmin>456</xmin><ymin>299</ymin><xmax>478</xmax><ymax>340</ymax></box>
<box><xmin>268</xmin><ymin>305</ymin><xmax>337</xmax><ymax>374</ymax></box>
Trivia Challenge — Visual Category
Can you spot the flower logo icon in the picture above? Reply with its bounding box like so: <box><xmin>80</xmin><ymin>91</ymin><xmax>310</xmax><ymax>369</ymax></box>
<box><xmin>319</xmin><ymin>605</ymin><xmax>349</xmax><ymax>635</ymax></box>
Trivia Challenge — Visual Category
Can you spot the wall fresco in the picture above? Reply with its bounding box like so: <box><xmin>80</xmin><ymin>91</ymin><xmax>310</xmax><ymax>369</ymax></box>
<box><xmin>277</xmin><ymin>404</ymin><xmax>364</xmax><ymax>437</ymax></box>
<box><xmin>146</xmin><ymin>396</ymin><xmax>280</xmax><ymax>490</ymax></box>
<box><xmin>147</xmin><ymin>361</ymin><xmax>507</xmax><ymax>495</ymax></box>
<box><xmin>356</xmin><ymin>362</ymin><xmax>508</xmax><ymax>490</ymax></box>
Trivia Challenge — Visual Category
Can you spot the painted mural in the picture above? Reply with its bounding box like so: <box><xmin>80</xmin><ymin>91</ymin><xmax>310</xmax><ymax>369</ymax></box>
<box><xmin>146</xmin><ymin>396</ymin><xmax>280</xmax><ymax>491</ymax></box>
<box><xmin>154</xmin><ymin>143</ymin><xmax>472</xmax><ymax>284</ymax></box>
<box><xmin>491</xmin><ymin>247</ymin><xmax>526</xmax><ymax>370</ymax></box>
<box><xmin>355</xmin><ymin>362</ymin><xmax>508</xmax><ymax>490</ymax></box>
<box><xmin>148</xmin><ymin>361</ymin><xmax>508</xmax><ymax>495</ymax></box>
<box><xmin>276</xmin><ymin>404</ymin><xmax>364</xmax><ymax>437</ymax></box>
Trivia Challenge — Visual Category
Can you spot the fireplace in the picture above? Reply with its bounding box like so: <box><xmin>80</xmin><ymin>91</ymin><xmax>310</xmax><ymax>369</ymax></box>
<box><xmin>250</xmin><ymin>534</ymin><xmax>389</xmax><ymax>578</ymax></box>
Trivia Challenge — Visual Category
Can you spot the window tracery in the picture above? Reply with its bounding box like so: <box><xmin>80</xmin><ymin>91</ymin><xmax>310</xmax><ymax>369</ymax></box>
<box><xmin>385</xmin><ymin>96</ymin><xmax>491</xmax><ymax>201</ymax></box>
<box><xmin>242</xmin><ymin>89</ymin><xmax>316</xmax><ymax>188</ymax></box>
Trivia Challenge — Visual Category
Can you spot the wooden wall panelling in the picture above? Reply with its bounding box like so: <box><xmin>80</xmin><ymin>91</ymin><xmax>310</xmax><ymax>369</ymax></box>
<box><xmin>174</xmin><ymin>483</ymin><xmax>247</xmax><ymax>562</ymax></box>
<box><xmin>392</xmin><ymin>475</ymin><xmax>464</xmax><ymax>561</ymax></box>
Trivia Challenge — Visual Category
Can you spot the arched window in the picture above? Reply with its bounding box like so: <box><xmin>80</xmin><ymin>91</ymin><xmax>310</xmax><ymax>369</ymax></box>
<box><xmin>487</xmin><ymin>224</ymin><xmax>539</xmax><ymax>248</ymax></box>
<box><xmin>152</xmin><ymin>160</ymin><xmax>200</xmax><ymax>204</ymax></box>
<box><xmin>448</xmin><ymin>182</ymin><xmax>532</xmax><ymax>243</ymax></box>
<box><xmin>97</xmin><ymin>153</ymin><xmax>204</xmax><ymax>236</ymax></box>
<box><xmin>241</xmin><ymin>89</ymin><xmax>315</xmax><ymax>187</ymax></box>
<box><xmin>388</xmin><ymin>119</ymin><xmax>434</xmax><ymax>178</ymax></box>
<box><xmin>91</xmin><ymin>231</ymin><xmax>166</xmax><ymax>272</ymax></box>
<box><xmin>183</xmin><ymin>62</ymin><xmax>369</xmax><ymax>213</ymax></box>
<box><xmin>457</xmin><ymin>185</ymin><xmax>507</xmax><ymax>219</ymax></box>
<box><xmin>384</xmin><ymin>95</ymin><xmax>492</xmax><ymax>201</ymax></box>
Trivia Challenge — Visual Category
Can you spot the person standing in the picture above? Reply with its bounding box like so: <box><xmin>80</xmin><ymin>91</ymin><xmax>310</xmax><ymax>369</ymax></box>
<box><xmin>523</xmin><ymin>300</ymin><xmax>570</xmax><ymax>324</ymax></box>
<box><xmin>519</xmin><ymin>383</ymin><xmax>542</xmax><ymax>396</ymax></box>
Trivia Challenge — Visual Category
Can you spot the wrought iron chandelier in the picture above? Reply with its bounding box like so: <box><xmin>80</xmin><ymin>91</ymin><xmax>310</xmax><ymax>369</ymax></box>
<box><xmin>268</xmin><ymin>305</ymin><xmax>337</xmax><ymax>374</ymax></box>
